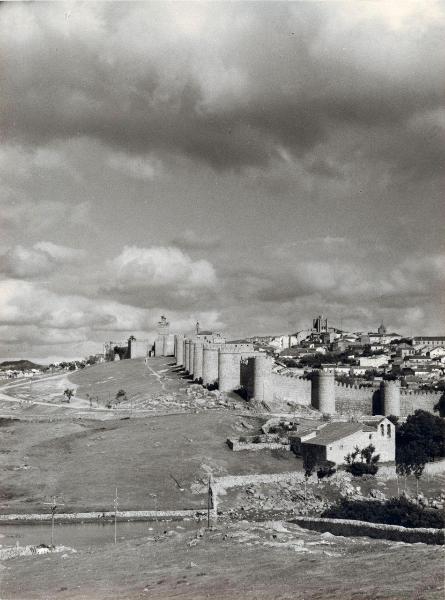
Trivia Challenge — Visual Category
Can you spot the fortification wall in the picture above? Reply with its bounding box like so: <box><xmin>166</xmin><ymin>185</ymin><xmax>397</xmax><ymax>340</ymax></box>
<box><xmin>202</xmin><ymin>346</ymin><xmax>219</xmax><ymax>386</ymax></box>
<box><xmin>240</xmin><ymin>356</ymin><xmax>255</xmax><ymax>396</ymax></box>
<box><xmin>175</xmin><ymin>335</ymin><xmax>184</xmax><ymax>366</ymax></box>
<box><xmin>218</xmin><ymin>351</ymin><xmax>242</xmax><ymax>392</ymax></box>
<box><xmin>154</xmin><ymin>337</ymin><xmax>164</xmax><ymax>357</ymax></box>
<box><xmin>129</xmin><ymin>340</ymin><xmax>150</xmax><ymax>359</ymax></box>
<box><xmin>184</xmin><ymin>340</ymin><xmax>190</xmax><ymax>372</ymax></box>
<box><xmin>400</xmin><ymin>390</ymin><xmax>441</xmax><ymax>416</ymax></box>
<box><xmin>164</xmin><ymin>335</ymin><xmax>175</xmax><ymax>357</ymax></box>
<box><xmin>188</xmin><ymin>341</ymin><xmax>195</xmax><ymax>376</ymax></box>
<box><xmin>270</xmin><ymin>373</ymin><xmax>311</xmax><ymax>405</ymax></box>
<box><xmin>333</xmin><ymin>382</ymin><xmax>376</xmax><ymax>416</ymax></box>
<box><xmin>223</xmin><ymin>343</ymin><xmax>254</xmax><ymax>353</ymax></box>
<box><xmin>193</xmin><ymin>343</ymin><xmax>204</xmax><ymax>381</ymax></box>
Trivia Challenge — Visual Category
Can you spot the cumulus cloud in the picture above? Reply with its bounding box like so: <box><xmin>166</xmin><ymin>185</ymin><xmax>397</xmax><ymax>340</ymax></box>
<box><xmin>0</xmin><ymin>279</ymin><xmax>158</xmax><ymax>339</ymax></box>
<box><xmin>107</xmin><ymin>245</ymin><xmax>216</xmax><ymax>290</ymax></box>
<box><xmin>0</xmin><ymin>242</ymin><xmax>86</xmax><ymax>278</ymax></box>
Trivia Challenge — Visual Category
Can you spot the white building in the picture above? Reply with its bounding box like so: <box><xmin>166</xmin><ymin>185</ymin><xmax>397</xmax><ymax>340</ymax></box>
<box><xmin>359</xmin><ymin>355</ymin><xmax>389</xmax><ymax>368</ymax></box>
<box><xmin>300</xmin><ymin>418</ymin><xmax>395</xmax><ymax>466</ymax></box>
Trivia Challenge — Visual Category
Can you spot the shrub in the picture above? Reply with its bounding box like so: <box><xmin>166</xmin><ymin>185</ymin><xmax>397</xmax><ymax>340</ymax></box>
<box><xmin>322</xmin><ymin>497</ymin><xmax>444</xmax><ymax>529</ymax></box>
<box><xmin>317</xmin><ymin>460</ymin><xmax>336</xmax><ymax>480</ymax></box>
<box><xmin>344</xmin><ymin>444</ymin><xmax>380</xmax><ymax>477</ymax></box>
<box><xmin>345</xmin><ymin>462</ymin><xmax>378</xmax><ymax>477</ymax></box>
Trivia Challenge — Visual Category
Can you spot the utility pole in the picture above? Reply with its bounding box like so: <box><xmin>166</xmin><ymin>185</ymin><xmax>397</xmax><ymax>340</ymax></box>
<box><xmin>113</xmin><ymin>487</ymin><xmax>118</xmax><ymax>544</ymax></box>
<box><xmin>207</xmin><ymin>477</ymin><xmax>212</xmax><ymax>529</ymax></box>
<box><xmin>43</xmin><ymin>496</ymin><xmax>64</xmax><ymax>547</ymax></box>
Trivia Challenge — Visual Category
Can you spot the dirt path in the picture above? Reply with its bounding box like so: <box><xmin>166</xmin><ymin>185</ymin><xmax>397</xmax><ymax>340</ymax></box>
<box><xmin>145</xmin><ymin>362</ymin><xmax>168</xmax><ymax>392</ymax></box>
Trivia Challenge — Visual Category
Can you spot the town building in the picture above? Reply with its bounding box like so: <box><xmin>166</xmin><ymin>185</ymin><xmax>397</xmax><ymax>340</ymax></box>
<box><xmin>412</xmin><ymin>336</ymin><xmax>445</xmax><ymax>349</ymax></box>
<box><xmin>299</xmin><ymin>418</ymin><xmax>395</xmax><ymax>466</ymax></box>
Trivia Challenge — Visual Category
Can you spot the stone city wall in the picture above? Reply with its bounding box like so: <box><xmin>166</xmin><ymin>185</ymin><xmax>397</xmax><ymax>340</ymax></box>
<box><xmin>175</xmin><ymin>336</ymin><xmax>441</xmax><ymax>417</ymax></box>
<box><xmin>270</xmin><ymin>374</ymin><xmax>312</xmax><ymax>405</ymax></box>
<box><xmin>400</xmin><ymin>390</ymin><xmax>441</xmax><ymax>416</ymax></box>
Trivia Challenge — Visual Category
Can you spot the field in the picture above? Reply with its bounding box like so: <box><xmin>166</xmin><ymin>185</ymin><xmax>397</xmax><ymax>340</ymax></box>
<box><xmin>0</xmin><ymin>358</ymin><xmax>300</xmax><ymax>514</ymax></box>
<box><xmin>0</xmin><ymin>357</ymin><xmax>443</xmax><ymax>599</ymax></box>
<box><xmin>1</xmin><ymin>520</ymin><xmax>443</xmax><ymax>600</ymax></box>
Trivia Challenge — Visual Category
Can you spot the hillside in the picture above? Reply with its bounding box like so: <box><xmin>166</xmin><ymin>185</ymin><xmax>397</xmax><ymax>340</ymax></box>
<box><xmin>0</xmin><ymin>360</ymin><xmax>46</xmax><ymax>371</ymax></box>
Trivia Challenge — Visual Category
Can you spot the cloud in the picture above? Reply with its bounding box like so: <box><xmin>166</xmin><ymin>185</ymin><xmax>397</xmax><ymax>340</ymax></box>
<box><xmin>107</xmin><ymin>245</ymin><xmax>216</xmax><ymax>290</ymax></box>
<box><xmin>0</xmin><ymin>279</ymin><xmax>158</xmax><ymax>338</ymax></box>
<box><xmin>1</xmin><ymin>2</ymin><xmax>443</xmax><ymax>175</ymax></box>
<box><xmin>0</xmin><ymin>2</ymin><xmax>443</xmax><ymax>358</ymax></box>
<box><xmin>171</xmin><ymin>229</ymin><xmax>222</xmax><ymax>250</ymax></box>
<box><xmin>0</xmin><ymin>278</ymin><xmax>224</xmax><ymax>360</ymax></box>
<box><xmin>0</xmin><ymin>242</ymin><xmax>86</xmax><ymax>278</ymax></box>
<box><xmin>106</xmin><ymin>151</ymin><xmax>161</xmax><ymax>180</ymax></box>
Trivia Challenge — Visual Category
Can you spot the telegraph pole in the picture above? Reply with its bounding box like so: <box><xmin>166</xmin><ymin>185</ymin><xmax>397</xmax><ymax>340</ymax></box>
<box><xmin>113</xmin><ymin>487</ymin><xmax>118</xmax><ymax>544</ymax></box>
<box><xmin>43</xmin><ymin>496</ymin><xmax>64</xmax><ymax>547</ymax></box>
<box><xmin>207</xmin><ymin>477</ymin><xmax>212</xmax><ymax>529</ymax></box>
<box><xmin>50</xmin><ymin>497</ymin><xmax>56</xmax><ymax>546</ymax></box>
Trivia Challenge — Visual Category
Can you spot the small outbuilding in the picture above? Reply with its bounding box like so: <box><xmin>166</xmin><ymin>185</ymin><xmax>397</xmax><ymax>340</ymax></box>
<box><xmin>300</xmin><ymin>418</ymin><xmax>395</xmax><ymax>466</ymax></box>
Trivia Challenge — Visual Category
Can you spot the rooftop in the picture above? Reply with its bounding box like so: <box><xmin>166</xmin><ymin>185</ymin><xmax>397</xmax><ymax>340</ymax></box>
<box><xmin>303</xmin><ymin>422</ymin><xmax>375</xmax><ymax>447</ymax></box>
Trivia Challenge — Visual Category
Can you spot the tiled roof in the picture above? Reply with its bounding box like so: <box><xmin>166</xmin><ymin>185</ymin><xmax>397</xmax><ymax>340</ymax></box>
<box><xmin>303</xmin><ymin>422</ymin><xmax>371</xmax><ymax>447</ymax></box>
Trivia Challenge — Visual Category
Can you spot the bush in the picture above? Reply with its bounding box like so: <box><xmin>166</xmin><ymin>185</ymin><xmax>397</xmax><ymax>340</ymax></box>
<box><xmin>345</xmin><ymin>462</ymin><xmax>378</xmax><ymax>477</ymax></box>
<box><xmin>322</xmin><ymin>497</ymin><xmax>444</xmax><ymax>529</ymax></box>
<box><xmin>344</xmin><ymin>444</ymin><xmax>380</xmax><ymax>477</ymax></box>
<box><xmin>317</xmin><ymin>461</ymin><xmax>336</xmax><ymax>480</ymax></box>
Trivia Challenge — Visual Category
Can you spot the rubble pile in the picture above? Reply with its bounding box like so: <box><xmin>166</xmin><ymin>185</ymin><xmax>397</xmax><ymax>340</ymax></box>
<box><xmin>127</xmin><ymin>384</ymin><xmax>241</xmax><ymax>413</ymax></box>
<box><xmin>220</xmin><ymin>472</ymin><xmax>393</xmax><ymax>519</ymax></box>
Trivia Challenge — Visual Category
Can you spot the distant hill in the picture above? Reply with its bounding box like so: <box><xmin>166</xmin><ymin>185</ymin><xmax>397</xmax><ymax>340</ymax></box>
<box><xmin>0</xmin><ymin>360</ymin><xmax>46</xmax><ymax>371</ymax></box>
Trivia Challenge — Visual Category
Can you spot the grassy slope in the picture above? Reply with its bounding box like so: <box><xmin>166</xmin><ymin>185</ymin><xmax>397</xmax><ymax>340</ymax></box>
<box><xmin>1</xmin><ymin>522</ymin><xmax>443</xmax><ymax>600</ymax></box>
<box><xmin>0</xmin><ymin>357</ymin><xmax>302</xmax><ymax>513</ymax></box>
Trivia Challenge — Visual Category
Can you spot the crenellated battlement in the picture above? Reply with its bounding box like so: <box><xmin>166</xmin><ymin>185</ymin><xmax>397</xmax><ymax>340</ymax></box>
<box><xmin>173</xmin><ymin>335</ymin><xmax>440</xmax><ymax>418</ymax></box>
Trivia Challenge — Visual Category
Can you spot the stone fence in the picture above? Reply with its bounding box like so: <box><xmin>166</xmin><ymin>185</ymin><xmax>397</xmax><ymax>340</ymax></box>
<box><xmin>376</xmin><ymin>459</ymin><xmax>445</xmax><ymax>478</ymax></box>
<box><xmin>226</xmin><ymin>438</ymin><xmax>291</xmax><ymax>452</ymax></box>
<box><xmin>0</xmin><ymin>509</ymin><xmax>207</xmax><ymax>525</ymax></box>
<box><xmin>291</xmin><ymin>516</ymin><xmax>444</xmax><ymax>545</ymax></box>
<box><xmin>214</xmin><ymin>470</ymin><xmax>307</xmax><ymax>492</ymax></box>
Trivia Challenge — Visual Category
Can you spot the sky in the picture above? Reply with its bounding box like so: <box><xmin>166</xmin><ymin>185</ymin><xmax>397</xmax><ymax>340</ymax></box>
<box><xmin>0</xmin><ymin>1</ymin><xmax>444</xmax><ymax>362</ymax></box>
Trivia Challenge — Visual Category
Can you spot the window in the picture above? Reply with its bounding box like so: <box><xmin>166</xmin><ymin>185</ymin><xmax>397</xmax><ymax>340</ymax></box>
<box><xmin>329</xmin><ymin>446</ymin><xmax>332</xmax><ymax>451</ymax></box>
<box><xmin>387</xmin><ymin>424</ymin><xmax>391</xmax><ymax>437</ymax></box>
<box><xmin>369</xmin><ymin>434</ymin><xmax>373</xmax><ymax>440</ymax></box>
<box><xmin>380</xmin><ymin>424</ymin><xmax>384</xmax><ymax>436</ymax></box>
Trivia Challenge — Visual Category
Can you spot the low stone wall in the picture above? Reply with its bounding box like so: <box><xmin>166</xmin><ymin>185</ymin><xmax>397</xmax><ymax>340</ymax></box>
<box><xmin>226</xmin><ymin>438</ymin><xmax>290</xmax><ymax>452</ymax></box>
<box><xmin>0</xmin><ymin>509</ymin><xmax>207</xmax><ymax>525</ymax></box>
<box><xmin>214</xmin><ymin>471</ymin><xmax>308</xmax><ymax>492</ymax></box>
<box><xmin>376</xmin><ymin>459</ymin><xmax>445</xmax><ymax>479</ymax></box>
<box><xmin>291</xmin><ymin>516</ymin><xmax>444</xmax><ymax>545</ymax></box>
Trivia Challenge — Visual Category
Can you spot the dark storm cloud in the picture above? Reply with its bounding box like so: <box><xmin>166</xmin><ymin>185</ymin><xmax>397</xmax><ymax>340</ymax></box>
<box><xmin>1</xmin><ymin>2</ymin><xmax>444</xmax><ymax>175</ymax></box>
